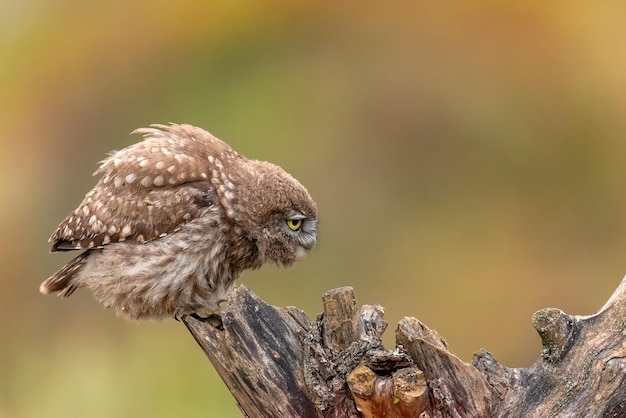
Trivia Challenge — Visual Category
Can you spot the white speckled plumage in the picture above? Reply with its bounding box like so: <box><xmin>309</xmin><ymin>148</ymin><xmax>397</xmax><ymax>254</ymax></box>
<box><xmin>41</xmin><ymin>124</ymin><xmax>317</xmax><ymax>320</ymax></box>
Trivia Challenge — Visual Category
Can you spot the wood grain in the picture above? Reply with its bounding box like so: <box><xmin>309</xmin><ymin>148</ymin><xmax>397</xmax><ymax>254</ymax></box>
<box><xmin>184</xmin><ymin>277</ymin><xmax>626</xmax><ymax>417</ymax></box>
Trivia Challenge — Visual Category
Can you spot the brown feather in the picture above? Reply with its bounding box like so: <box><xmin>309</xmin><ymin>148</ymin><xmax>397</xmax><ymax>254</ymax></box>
<box><xmin>40</xmin><ymin>251</ymin><xmax>92</xmax><ymax>296</ymax></box>
<box><xmin>49</xmin><ymin>124</ymin><xmax>233</xmax><ymax>252</ymax></box>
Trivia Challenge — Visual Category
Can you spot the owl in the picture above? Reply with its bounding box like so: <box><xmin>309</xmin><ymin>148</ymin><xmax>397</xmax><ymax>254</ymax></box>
<box><xmin>40</xmin><ymin>124</ymin><xmax>318</xmax><ymax>320</ymax></box>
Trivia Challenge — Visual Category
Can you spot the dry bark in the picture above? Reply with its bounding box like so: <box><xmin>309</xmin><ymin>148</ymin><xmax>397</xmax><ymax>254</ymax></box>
<box><xmin>183</xmin><ymin>277</ymin><xmax>626</xmax><ymax>417</ymax></box>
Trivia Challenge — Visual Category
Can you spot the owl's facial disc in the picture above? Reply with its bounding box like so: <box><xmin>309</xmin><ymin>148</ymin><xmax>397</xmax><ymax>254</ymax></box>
<box><xmin>256</xmin><ymin>211</ymin><xmax>317</xmax><ymax>266</ymax></box>
<box><xmin>284</xmin><ymin>214</ymin><xmax>317</xmax><ymax>251</ymax></box>
<box><xmin>286</xmin><ymin>214</ymin><xmax>317</xmax><ymax>264</ymax></box>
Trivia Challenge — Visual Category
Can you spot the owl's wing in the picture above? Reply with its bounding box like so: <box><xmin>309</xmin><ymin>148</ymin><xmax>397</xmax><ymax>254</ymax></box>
<box><xmin>50</xmin><ymin>124</ymin><xmax>236</xmax><ymax>252</ymax></box>
<box><xmin>50</xmin><ymin>181</ymin><xmax>216</xmax><ymax>251</ymax></box>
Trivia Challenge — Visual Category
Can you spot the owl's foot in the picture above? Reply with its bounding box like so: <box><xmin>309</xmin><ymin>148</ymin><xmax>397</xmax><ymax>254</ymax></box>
<box><xmin>191</xmin><ymin>313</ymin><xmax>223</xmax><ymax>328</ymax></box>
<box><xmin>173</xmin><ymin>307</ymin><xmax>186</xmax><ymax>321</ymax></box>
<box><xmin>172</xmin><ymin>306</ymin><xmax>209</xmax><ymax>321</ymax></box>
<box><xmin>173</xmin><ymin>304</ymin><xmax>225</xmax><ymax>326</ymax></box>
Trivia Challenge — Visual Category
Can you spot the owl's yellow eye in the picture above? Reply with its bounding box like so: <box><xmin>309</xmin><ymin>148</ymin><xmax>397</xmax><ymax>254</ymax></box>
<box><xmin>286</xmin><ymin>219</ymin><xmax>303</xmax><ymax>231</ymax></box>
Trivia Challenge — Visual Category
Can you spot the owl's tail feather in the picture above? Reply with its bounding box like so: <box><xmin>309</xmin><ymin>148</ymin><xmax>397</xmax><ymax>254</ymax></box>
<box><xmin>40</xmin><ymin>251</ymin><xmax>91</xmax><ymax>297</ymax></box>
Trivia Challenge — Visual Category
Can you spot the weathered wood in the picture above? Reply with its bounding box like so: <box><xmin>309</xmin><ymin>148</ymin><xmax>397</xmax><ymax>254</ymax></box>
<box><xmin>475</xmin><ymin>277</ymin><xmax>626</xmax><ymax>418</ymax></box>
<box><xmin>183</xmin><ymin>288</ymin><xmax>319</xmax><ymax>418</ymax></box>
<box><xmin>321</xmin><ymin>287</ymin><xmax>362</xmax><ymax>352</ymax></box>
<box><xmin>347</xmin><ymin>364</ymin><xmax>428</xmax><ymax>417</ymax></box>
<box><xmin>183</xmin><ymin>276</ymin><xmax>626</xmax><ymax>418</ymax></box>
<box><xmin>395</xmin><ymin>317</ymin><xmax>496</xmax><ymax>416</ymax></box>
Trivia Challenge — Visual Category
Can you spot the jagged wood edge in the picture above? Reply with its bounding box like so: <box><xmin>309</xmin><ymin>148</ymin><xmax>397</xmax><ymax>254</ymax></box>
<box><xmin>183</xmin><ymin>276</ymin><xmax>626</xmax><ymax>418</ymax></box>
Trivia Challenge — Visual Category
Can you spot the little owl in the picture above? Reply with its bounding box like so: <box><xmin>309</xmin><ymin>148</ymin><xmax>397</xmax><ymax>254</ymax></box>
<box><xmin>40</xmin><ymin>124</ymin><xmax>318</xmax><ymax>320</ymax></box>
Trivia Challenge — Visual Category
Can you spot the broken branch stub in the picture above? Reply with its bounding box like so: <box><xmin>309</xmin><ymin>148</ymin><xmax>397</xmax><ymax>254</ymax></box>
<box><xmin>184</xmin><ymin>276</ymin><xmax>626</xmax><ymax>418</ymax></box>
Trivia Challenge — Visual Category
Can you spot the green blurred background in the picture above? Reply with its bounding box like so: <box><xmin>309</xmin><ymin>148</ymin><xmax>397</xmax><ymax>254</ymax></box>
<box><xmin>2</xmin><ymin>2</ymin><xmax>626</xmax><ymax>416</ymax></box>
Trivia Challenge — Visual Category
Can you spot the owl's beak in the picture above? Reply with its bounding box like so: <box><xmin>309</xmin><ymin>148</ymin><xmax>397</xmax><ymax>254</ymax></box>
<box><xmin>302</xmin><ymin>236</ymin><xmax>317</xmax><ymax>252</ymax></box>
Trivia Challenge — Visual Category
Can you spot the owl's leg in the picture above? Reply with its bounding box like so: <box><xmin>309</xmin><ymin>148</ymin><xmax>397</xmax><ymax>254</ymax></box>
<box><xmin>174</xmin><ymin>308</ymin><xmax>223</xmax><ymax>327</ymax></box>
<box><xmin>190</xmin><ymin>312</ymin><xmax>223</xmax><ymax>328</ymax></box>
<box><xmin>173</xmin><ymin>301</ymin><xmax>226</xmax><ymax>322</ymax></box>
<box><xmin>172</xmin><ymin>306</ymin><xmax>205</xmax><ymax>321</ymax></box>
<box><xmin>194</xmin><ymin>302</ymin><xmax>226</xmax><ymax>318</ymax></box>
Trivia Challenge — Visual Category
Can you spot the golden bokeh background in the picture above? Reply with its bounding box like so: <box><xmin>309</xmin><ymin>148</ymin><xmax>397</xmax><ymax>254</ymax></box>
<box><xmin>2</xmin><ymin>2</ymin><xmax>626</xmax><ymax>416</ymax></box>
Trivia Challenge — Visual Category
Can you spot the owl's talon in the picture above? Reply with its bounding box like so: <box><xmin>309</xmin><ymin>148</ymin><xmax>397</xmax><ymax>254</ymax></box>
<box><xmin>173</xmin><ymin>307</ymin><xmax>185</xmax><ymax>321</ymax></box>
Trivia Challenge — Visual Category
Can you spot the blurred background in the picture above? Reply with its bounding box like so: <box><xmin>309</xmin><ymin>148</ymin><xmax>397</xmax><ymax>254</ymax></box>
<box><xmin>2</xmin><ymin>1</ymin><xmax>626</xmax><ymax>416</ymax></box>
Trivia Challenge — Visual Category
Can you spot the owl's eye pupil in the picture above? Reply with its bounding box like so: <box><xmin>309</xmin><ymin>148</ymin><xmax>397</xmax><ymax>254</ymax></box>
<box><xmin>286</xmin><ymin>219</ymin><xmax>303</xmax><ymax>231</ymax></box>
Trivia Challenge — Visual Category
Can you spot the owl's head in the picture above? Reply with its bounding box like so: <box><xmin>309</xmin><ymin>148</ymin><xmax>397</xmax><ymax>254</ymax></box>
<box><xmin>227</xmin><ymin>160</ymin><xmax>318</xmax><ymax>267</ymax></box>
<box><xmin>255</xmin><ymin>204</ymin><xmax>317</xmax><ymax>267</ymax></box>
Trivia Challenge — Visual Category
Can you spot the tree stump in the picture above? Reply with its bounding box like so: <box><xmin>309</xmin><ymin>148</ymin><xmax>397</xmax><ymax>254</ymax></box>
<box><xmin>183</xmin><ymin>276</ymin><xmax>626</xmax><ymax>417</ymax></box>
